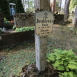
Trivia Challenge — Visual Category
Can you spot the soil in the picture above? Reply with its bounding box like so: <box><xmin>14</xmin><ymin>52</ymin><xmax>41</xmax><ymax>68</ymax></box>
<box><xmin>21</xmin><ymin>62</ymin><xmax>59</xmax><ymax>77</ymax></box>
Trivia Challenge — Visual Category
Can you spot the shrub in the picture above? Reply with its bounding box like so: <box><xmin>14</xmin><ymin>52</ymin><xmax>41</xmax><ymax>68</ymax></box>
<box><xmin>12</xmin><ymin>25</ymin><xmax>16</xmax><ymax>30</ymax></box>
<box><xmin>4</xmin><ymin>18</ymin><xmax>9</xmax><ymax>25</ymax></box>
<box><xmin>47</xmin><ymin>49</ymin><xmax>77</xmax><ymax>77</ymax></box>
<box><xmin>15</xmin><ymin>26</ymin><xmax>34</xmax><ymax>32</ymax></box>
<box><xmin>0</xmin><ymin>0</ymin><xmax>10</xmax><ymax>20</ymax></box>
<box><xmin>16</xmin><ymin>0</ymin><xmax>25</xmax><ymax>13</ymax></box>
<box><xmin>0</xmin><ymin>28</ymin><xmax>3</xmax><ymax>34</ymax></box>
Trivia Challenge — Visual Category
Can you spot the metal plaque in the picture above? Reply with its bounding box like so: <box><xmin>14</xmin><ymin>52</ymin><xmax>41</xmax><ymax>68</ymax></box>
<box><xmin>35</xmin><ymin>10</ymin><xmax>54</xmax><ymax>37</ymax></box>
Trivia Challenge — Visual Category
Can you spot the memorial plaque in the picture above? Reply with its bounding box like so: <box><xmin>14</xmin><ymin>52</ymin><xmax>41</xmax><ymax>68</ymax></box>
<box><xmin>35</xmin><ymin>11</ymin><xmax>54</xmax><ymax>37</ymax></box>
<box><xmin>0</xmin><ymin>13</ymin><xmax>4</xmax><ymax>28</ymax></box>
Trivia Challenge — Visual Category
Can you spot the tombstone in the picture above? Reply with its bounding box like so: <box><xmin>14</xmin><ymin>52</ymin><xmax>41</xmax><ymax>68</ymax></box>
<box><xmin>35</xmin><ymin>11</ymin><xmax>54</xmax><ymax>72</ymax></box>
<box><xmin>34</xmin><ymin>0</ymin><xmax>54</xmax><ymax>72</ymax></box>
<box><xmin>0</xmin><ymin>13</ymin><xmax>4</xmax><ymax>28</ymax></box>
<box><xmin>14</xmin><ymin>13</ymin><xmax>35</xmax><ymax>28</ymax></box>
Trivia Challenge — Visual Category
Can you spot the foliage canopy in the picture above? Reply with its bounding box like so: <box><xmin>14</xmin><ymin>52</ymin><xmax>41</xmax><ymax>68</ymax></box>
<box><xmin>0</xmin><ymin>0</ymin><xmax>10</xmax><ymax>20</ymax></box>
<box><xmin>69</xmin><ymin>0</ymin><xmax>77</xmax><ymax>12</ymax></box>
<box><xmin>16</xmin><ymin>0</ymin><xmax>25</xmax><ymax>13</ymax></box>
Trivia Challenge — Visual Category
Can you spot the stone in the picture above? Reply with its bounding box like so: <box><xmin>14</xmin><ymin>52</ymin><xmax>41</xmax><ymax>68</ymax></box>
<box><xmin>14</xmin><ymin>13</ymin><xmax>35</xmax><ymax>28</ymax></box>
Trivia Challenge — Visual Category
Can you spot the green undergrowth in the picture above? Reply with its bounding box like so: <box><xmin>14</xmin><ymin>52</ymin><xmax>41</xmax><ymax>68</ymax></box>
<box><xmin>4</xmin><ymin>18</ymin><xmax>9</xmax><ymax>25</ymax></box>
<box><xmin>47</xmin><ymin>49</ymin><xmax>77</xmax><ymax>77</ymax></box>
<box><xmin>15</xmin><ymin>26</ymin><xmax>34</xmax><ymax>32</ymax></box>
<box><xmin>0</xmin><ymin>50</ymin><xmax>35</xmax><ymax>77</ymax></box>
<box><xmin>0</xmin><ymin>28</ymin><xmax>3</xmax><ymax>34</ymax></box>
<box><xmin>12</xmin><ymin>25</ymin><xmax>16</xmax><ymax>30</ymax></box>
<box><xmin>59</xmin><ymin>26</ymin><xmax>77</xmax><ymax>34</ymax></box>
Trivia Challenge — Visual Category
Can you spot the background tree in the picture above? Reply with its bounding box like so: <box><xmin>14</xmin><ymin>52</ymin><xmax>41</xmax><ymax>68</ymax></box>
<box><xmin>7</xmin><ymin>0</ymin><xmax>16</xmax><ymax>4</ymax></box>
<box><xmin>29</xmin><ymin>0</ymin><xmax>34</xmax><ymax>12</ymax></box>
<box><xmin>50</xmin><ymin>0</ymin><xmax>56</xmax><ymax>13</ymax></box>
<box><xmin>59</xmin><ymin>0</ymin><xmax>62</xmax><ymax>12</ymax></box>
<box><xmin>69</xmin><ymin>0</ymin><xmax>77</xmax><ymax>12</ymax></box>
<box><xmin>16</xmin><ymin>0</ymin><xmax>25</xmax><ymax>13</ymax></box>
<box><xmin>64</xmin><ymin>0</ymin><xmax>71</xmax><ymax>21</ymax></box>
<box><xmin>0</xmin><ymin>0</ymin><xmax>10</xmax><ymax>20</ymax></box>
<box><xmin>56</xmin><ymin>1</ymin><xmax>59</xmax><ymax>12</ymax></box>
<box><xmin>26</xmin><ymin>0</ymin><xmax>34</xmax><ymax>13</ymax></box>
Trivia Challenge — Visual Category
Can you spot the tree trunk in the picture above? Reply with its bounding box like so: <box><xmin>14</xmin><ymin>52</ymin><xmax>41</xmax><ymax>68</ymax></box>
<box><xmin>28</xmin><ymin>0</ymin><xmax>29</xmax><ymax>13</ymax></box>
<box><xmin>64</xmin><ymin>0</ymin><xmax>70</xmax><ymax>21</ymax></box>
<box><xmin>50</xmin><ymin>0</ymin><xmax>56</xmax><ymax>13</ymax></box>
<box><xmin>72</xmin><ymin>6</ymin><xmax>77</xmax><ymax>33</ymax></box>
<box><xmin>60</xmin><ymin>0</ymin><xmax>62</xmax><ymax>12</ymax></box>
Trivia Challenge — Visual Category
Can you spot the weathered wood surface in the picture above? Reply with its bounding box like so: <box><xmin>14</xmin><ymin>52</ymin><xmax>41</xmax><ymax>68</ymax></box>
<box><xmin>35</xmin><ymin>0</ymin><xmax>51</xmax><ymax>72</ymax></box>
<box><xmin>35</xmin><ymin>0</ymin><xmax>50</xmax><ymax>11</ymax></box>
<box><xmin>35</xmin><ymin>35</ymin><xmax>48</xmax><ymax>71</ymax></box>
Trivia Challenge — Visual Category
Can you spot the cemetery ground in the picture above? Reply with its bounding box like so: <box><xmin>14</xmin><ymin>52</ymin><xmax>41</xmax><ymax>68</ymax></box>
<box><xmin>0</xmin><ymin>24</ymin><xmax>77</xmax><ymax>77</ymax></box>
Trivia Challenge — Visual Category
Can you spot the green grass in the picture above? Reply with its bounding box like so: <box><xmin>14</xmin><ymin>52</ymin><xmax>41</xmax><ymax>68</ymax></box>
<box><xmin>1</xmin><ymin>25</ymin><xmax>77</xmax><ymax>77</ymax></box>
<box><xmin>0</xmin><ymin>50</ymin><xmax>35</xmax><ymax>77</ymax></box>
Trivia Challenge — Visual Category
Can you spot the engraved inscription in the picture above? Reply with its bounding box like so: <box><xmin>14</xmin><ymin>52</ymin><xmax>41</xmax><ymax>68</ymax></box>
<box><xmin>35</xmin><ymin>11</ymin><xmax>54</xmax><ymax>36</ymax></box>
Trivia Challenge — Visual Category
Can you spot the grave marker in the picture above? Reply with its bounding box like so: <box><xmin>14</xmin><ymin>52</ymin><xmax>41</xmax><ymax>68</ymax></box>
<box><xmin>35</xmin><ymin>11</ymin><xmax>54</xmax><ymax>37</ymax></box>
<box><xmin>0</xmin><ymin>13</ymin><xmax>4</xmax><ymax>28</ymax></box>
<box><xmin>35</xmin><ymin>10</ymin><xmax>54</xmax><ymax>72</ymax></box>
<box><xmin>14</xmin><ymin>13</ymin><xmax>35</xmax><ymax>28</ymax></box>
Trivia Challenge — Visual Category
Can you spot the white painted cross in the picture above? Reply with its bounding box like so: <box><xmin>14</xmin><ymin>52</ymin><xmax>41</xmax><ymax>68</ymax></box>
<box><xmin>35</xmin><ymin>10</ymin><xmax>54</xmax><ymax>72</ymax></box>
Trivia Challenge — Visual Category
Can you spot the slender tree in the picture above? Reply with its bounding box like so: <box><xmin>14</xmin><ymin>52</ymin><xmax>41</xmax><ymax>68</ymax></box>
<box><xmin>26</xmin><ymin>0</ymin><xmax>34</xmax><ymax>13</ymax></box>
<box><xmin>64</xmin><ymin>0</ymin><xmax>71</xmax><ymax>21</ymax></box>
<box><xmin>60</xmin><ymin>0</ymin><xmax>62</xmax><ymax>11</ymax></box>
<box><xmin>50</xmin><ymin>0</ymin><xmax>56</xmax><ymax>13</ymax></box>
<box><xmin>28</xmin><ymin>0</ymin><xmax>29</xmax><ymax>13</ymax></box>
<box><xmin>16</xmin><ymin>0</ymin><xmax>25</xmax><ymax>13</ymax></box>
<box><xmin>0</xmin><ymin>0</ymin><xmax>10</xmax><ymax>20</ymax></box>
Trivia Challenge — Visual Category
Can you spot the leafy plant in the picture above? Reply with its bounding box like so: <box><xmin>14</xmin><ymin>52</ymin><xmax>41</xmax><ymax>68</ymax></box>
<box><xmin>4</xmin><ymin>18</ymin><xmax>9</xmax><ymax>25</ymax></box>
<box><xmin>12</xmin><ymin>25</ymin><xmax>16</xmax><ymax>30</ymax></box>
<box><xmin>6</xmin><ymin>46</ymin><xmax>13</xmax><ymax>51</ymax></box>
<box><xmin>47</xmin><ymin>49</ymin><xmax>77</xmax><ymax>77</ymax></box>
<box><xmin>0</xmin><ymin>28</ymin><xmax>3</xmax><ymax>34</ymax></box>
<box><xmin>0</xmin><ymin>0</ymin><xmax>10</xmax><ymax>20</ymax></box>
<box><xmin>15</xmin><ymin>26</ymin><xmax>34</xmax><ymax>32</ymax></box>
<box><xmin>16</xmin><ymin>0</ymin><xmax>25</xmax><ymax>13</ymax></box>
<box><xmin>69</xmin><ymin>0</ymin><xmax>77</xmax><ymax>12</ymax></box>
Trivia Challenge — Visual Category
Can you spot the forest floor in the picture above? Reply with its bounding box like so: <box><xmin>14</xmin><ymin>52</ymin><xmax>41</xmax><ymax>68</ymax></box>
<box><xmin>0</xmin><ymin>23</ymin><xmax>77</xmax><ymax>77</ymax></box>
